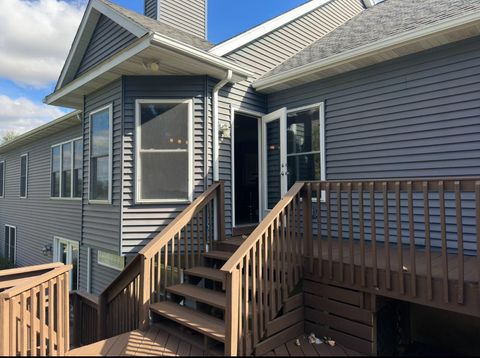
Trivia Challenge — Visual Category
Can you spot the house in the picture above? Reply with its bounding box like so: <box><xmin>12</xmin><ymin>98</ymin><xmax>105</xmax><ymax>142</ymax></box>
<box><xmin>1</xmin><ymin>0</ymin><xmax>480</xmax><ymax>355</ymax></box>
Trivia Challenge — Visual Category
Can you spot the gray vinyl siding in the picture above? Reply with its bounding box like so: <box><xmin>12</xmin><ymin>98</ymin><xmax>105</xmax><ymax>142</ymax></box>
<box><xmin>0</xmin><ymin>125</ymin><xmax>82</xmax><ymax>267</ymax></box>
<box><xmin>158</xmin><ymin>0</ymin><xmax>206</xmax><ymax>39</ymax></box>
<box><xmin>144</xmin><ymin>0</ymin><xmax>157</xmax><ymax>19</ymax></box>
<box><xmin>268</xmin><ymin>36</ymin><xmax>480</xmax><ymax>254</ymax></box>
<box><xmin>121</xmin><ymin>76</ymin><xmax>208</xmax><ymax>254</ymax></box>
<box><xmin>216</xmin><ymin>0</ymin><xmax>363</xmax><ymax>232</ymax></box>
<box><xmin>76</xmin><ymin>15</ymin><xmax>137</xmax><ymax>77</ymax></box>
<box><xmin>82</xmin><ymin>79</ymin><xmax>122</xmax><ymax>253</ymax></box>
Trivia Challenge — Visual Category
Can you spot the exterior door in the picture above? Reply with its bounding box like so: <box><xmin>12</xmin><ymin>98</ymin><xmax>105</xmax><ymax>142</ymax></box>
<box><xmin>53</xmin><ymin>237</ymin><xmax>79</xmax><ymax>290</ymax></box>
<box><xmin>261</xmin><ymin>108</ymin><xmax>287</xmax><ymax>216</ymax></box>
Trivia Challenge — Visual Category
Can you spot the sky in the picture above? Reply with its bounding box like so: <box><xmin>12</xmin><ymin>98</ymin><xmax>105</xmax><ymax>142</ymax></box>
<box><xmin>0</xmin><ymin>0</ymin><xmax>307</xmax><ymax>138</ymax></box>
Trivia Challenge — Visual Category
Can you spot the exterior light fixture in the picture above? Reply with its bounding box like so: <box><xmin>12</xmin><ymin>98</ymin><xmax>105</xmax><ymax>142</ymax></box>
<box><xmin>219</xmin><ymin>123</ymin><xmax>231</xmax><ymax>139</ymax></box>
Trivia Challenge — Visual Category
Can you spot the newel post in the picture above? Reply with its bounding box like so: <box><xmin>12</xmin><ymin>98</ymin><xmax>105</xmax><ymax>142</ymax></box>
<box><xmin>224</xmin><ymin>269</ymin><xmax>239</xmax><ymax>356</ymax></box>
<box><xmin>139</xmin><ymin>255</ymin><xmax>151</xmax><ymax>331</ymax></box>
<box><xmin>217</xmin><ymin>181</ymin><xmax>226</xmax><ymax>242</ymax></box>
<box><xmin>303</xmin><ymin>183</ymin><xmax>314</xmax><ymax>273</ymax></box>
<box><xmin>0</xmin><ymin>297</ymin><xmax>10</xmax><ymax>355</ymax></box>
<box><xmin>97</xmin><ymin>293</ymin><xmax>107</xmax><ymax>340</ymax></box>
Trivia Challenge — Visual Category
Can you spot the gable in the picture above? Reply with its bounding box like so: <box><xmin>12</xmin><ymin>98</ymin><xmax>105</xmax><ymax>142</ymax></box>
<box><xmin>76</xmin><ymin>14</ymin><xmax>138</xmax><ymax>77</ymax></box>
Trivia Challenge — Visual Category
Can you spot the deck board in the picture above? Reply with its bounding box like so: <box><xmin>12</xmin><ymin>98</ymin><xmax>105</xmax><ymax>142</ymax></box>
<box><xmin>263</xmin><ymin>336</ymin><xmax>364</xmax><ymax>356</ymax></box>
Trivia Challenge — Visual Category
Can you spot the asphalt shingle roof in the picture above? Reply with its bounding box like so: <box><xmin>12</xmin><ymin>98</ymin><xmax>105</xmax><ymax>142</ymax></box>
<box><xmin>263</xmin><ymin>0</ymin><xmax>480</xmax><ymax>78</ymax></box>
<box><xmin>101</xmin><ymin>0</ymin><xmax>214</xmax><ymax>51</ymax></box>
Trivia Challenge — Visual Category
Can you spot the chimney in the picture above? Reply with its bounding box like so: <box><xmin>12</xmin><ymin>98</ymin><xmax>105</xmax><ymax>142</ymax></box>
<box><xmin>144</xmin><ymin>0</ymin><xmax>207</xmax><ymax>39</ymax></box>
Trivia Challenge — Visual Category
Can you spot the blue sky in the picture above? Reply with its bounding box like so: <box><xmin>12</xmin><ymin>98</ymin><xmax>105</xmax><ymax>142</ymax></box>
<box><xmin>0</xmin><ymin>0</ymin><xmax>307</xmax><ymax>137</ymax></box>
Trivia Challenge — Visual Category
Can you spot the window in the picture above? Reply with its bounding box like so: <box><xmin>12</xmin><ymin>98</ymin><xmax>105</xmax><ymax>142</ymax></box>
<box><xmin>51</xmin><ymin>138</ymin><xmax>83</xmax><ymax>199</ymax></box>
<box><xmin>286</xmin><ymin>104</ymin><xmax>325</xmax><ymax>189</ymax></box>
<box><xmin>135</xmin><ymin>99</ymin><xmax>193</xmax><ymax>203</ymax></box>
<box><xmin>89</xmin><ymin>106</ymin><xmax>112</xmax><ymax>202</ymax></box>
<box><xmin>4</xmin><ymin>225</ymin><xmax>16</xmax><ymax>263</ymax></box>
<box><xmin>0</xmin><ymin>161</ymin><xmax>5</xmax><ymax>198</ymax></box>
<box><xmin>97</xmin><ymin>250</ymin><xmax>125</xmax><ymax>271</ymax></box>
<box><xmin>20</xmin><ymin>154</ymin><xmax>28</xmax><ymax>198</ymax></box>
<box><xmin>53</xmin><ymin>237</ymin><xmax>79</xmax><ymax>290</ymax></box>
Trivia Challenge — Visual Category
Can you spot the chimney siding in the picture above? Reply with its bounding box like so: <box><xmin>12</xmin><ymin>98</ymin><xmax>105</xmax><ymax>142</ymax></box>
<box><xmin>144</xmin><ymin>0</ymin><xmax>207</xmax><ymax>39</ymax></box>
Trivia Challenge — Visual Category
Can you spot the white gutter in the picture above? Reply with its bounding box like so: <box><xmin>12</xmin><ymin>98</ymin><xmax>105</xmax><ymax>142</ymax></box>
<box><xmin>254</xmin><ymin>11</ymin><xmax>480</xmax><ymax>91</ymax></box>
<box><xmin>212</xmin><ymin>70</ymin><xmax>233</xmax><ymax>182</ymax></box>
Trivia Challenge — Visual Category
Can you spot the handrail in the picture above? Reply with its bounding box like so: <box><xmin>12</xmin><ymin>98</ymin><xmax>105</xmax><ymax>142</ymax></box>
<box><xmin>221</xmin><ymin>182</ymin><xmax>305</xmax><ymax>273</ymax></box>
<box><xmin>0</xmin><ymin>263</ymin><xmax>63</xmax><ymax>278</ymax></box>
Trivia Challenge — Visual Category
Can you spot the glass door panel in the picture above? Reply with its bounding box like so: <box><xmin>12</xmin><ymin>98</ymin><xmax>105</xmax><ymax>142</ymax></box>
<box><xmin>54</xmin><ymin>238</ymin><xmax>79</xmax><ymax>290</ymax></box>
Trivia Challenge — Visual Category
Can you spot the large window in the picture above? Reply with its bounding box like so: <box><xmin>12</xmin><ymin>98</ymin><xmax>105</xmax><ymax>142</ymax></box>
<box><xmin>51</xmin><ymin>138</ymin><xmax>83</xmax><ymax>199</ymax></box>
<box><xmin>89</xmin><ymin>105</ymin><xmax>112</xmax><ymax>203</ymax></box>
<box><xmin>135</xmin><ymin>99</ymin><xmax>193</xmax><ymax>203</ymax></box>
<box><xmin>4</xmin><ymin>225</ymin><xmax>16</xmax><ymax>264</ymax></box>
<box><xmin>20</xmin><ymin>154</ymin><xmax>28</xmax><ymax>198</ymax></box>
<box><xmin>0</xmin><ymin>161</ymin><xmax>4</xmax><ymax>198</ymax></box>
<box><xmin>286</xmin><ymin>104</ymin><xmax>325</xmax><ymax>189</ymax></box>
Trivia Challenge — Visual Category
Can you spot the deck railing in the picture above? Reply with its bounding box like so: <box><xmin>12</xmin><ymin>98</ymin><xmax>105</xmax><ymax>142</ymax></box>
<box><xmin>71</xmin><ymin>290</ymin><xmax>99</xmax><ymax>347</ymax></box>
<box><xmin>91</xmin><ymin>182</ymin><xmax>225</xmax><ymax>340</ymax></box>
<box><xmin>221</xmin><ymin>182</ymin><xmax>306</xmax><ymax>356</ymax></box>
<box><xmin>0</xmin><ymin>263</ymin><xmax>71</xmax><ymax>356</ymax></box>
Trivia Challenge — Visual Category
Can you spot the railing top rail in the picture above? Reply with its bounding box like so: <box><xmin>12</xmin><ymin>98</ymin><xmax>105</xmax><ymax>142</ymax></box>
<box><xmin>0</xmin><ymin>264</ymin><xmax>72</xmax><ymax>299</ymax></box>
<box><xmin>0</xmin><ymin>263</ymin><xmax>63</xmax><ymax>279</ymax></box>
<box><xmin>304</xmin><ymin>177</ymin><xmax>480</xmax><ymax>183</ymax></box>
<box><xmin>71</xmin><ymin>290</ymin><xmax>100</xmax><ymax>306</ymax></box>
<box><xmin>139</xmin><ymin>182</ymin><xmax>222</xmax><ymax>259</ymax></box>
<box><xmin>221</xmin><ymin>182</ymin><xmax>305</xmax><ymax>274</ymax></box>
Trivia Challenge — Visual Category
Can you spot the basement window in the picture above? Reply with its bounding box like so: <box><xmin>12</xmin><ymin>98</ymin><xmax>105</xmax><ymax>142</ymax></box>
<box><xmin>135</xmin><ymin>99</ymin><xmax>193</xmax><ymax>204</ymax></box>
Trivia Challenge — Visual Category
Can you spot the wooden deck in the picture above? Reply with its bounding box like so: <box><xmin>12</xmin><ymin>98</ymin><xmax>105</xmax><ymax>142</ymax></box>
<box><xmin>263</xmin><ymin>335</ymin><xmax>364</xmax><ymax>356</ymax></box>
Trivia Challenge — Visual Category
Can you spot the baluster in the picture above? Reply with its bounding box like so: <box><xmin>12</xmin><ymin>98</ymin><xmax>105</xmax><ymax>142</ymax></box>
<box><xmin>263</xmin><ymin>232</ymin><xmax>270</xmax><ymax>323</ymax></box>
<box><xmin>190</xmin><ymin>220</ymin><xmax>194</xmax><ymax>267</ymax></box>
<box><xmin>423</xmin><ymin>182</ymin><xmax>432</xmax><ymax>300</ymax></box>
<box><xmin>275</xmin><ymin>217</ymin><xmax>282</xmax><ymax>308</ymax></box>
<box><xmin>225</xmin><ymin>270</ymin><xmax>239</xmax><ymax>356</ymax></box>
<box><xmin>244</xmin><ymin>252</ymin><xmax>250</xmax><ymax>355</ymax></box>
<box><xmin>337</xmin><ymin>183</ymin><xmax>344</xmax><ymax>283</ymax></box>
<box><xmin>439</xmin><ymin>181</ymin><xmax>449</xmax><ymax>303</ymax></box>
<box><xmin>269</xmin><ymin>225</ymin><xmax>276</xmax><ymax>317</ymax></box>
<box><xmin>359</xmin><ymin>182</ymin><xmax>366</xmax><ymax>287</ymax></box>
<box><xmin>258</xmin><ymin>237</ymin><xmax>264</xmax><ymax>336</ymax></box>
<box><xmin>395</xmin><ymin>181</ymin><xmax>404</xmax><ymax>295</ymax></box>
<box><xmin>286</xmin><ymin>204</ymin><xmax>294</xmax><ymax>291</ymax></box>
<box><xmin>407</xmin><ymin>181</ymin><xmax>416</xmax><ymax>297</ymax></box>
<box><xmin>20</xmin><ymin>293</ymin><xmax>27</xmax><ymax>356</ymax></box>
<box><xmin>476</xmin><ymin>182</ymin><xmax>480</xmax><ymax>302</ymax></box>
<box><xmin>383</xmin><ymin>183</ymin><xmax>391</xmax><ymax>291</ymax></box>
<box><xmin>30</xmin><ymin>288</ymin><xmax>37</xmax><ymax>356</ymax></box>
<box><xmin>316</xmin><ymin>183</ymin><xmax>323</xmax><ymax>277</ymax></box>
<box><xmin>252</xmin><ymin>243</ymin><xmax>258</xmax><ymax>346</ymax></box>
<box><xmin>348</xmin><ymin>183</ymin><xmax>354</xmax><ymax>285</ymax></box>
<box><xmin>304</xmin><ymin>184</ymin><xmax>313</xmax><ymax>274</ymax></box>
<box><xmin>238</xmin><ymin>260</ymin><xmax>244</xmax><ymax>357</ymax></box>
<box><xmin>326</xmin><ymin>182</ymin><xmax>333</xmax><ymax>279</ymax></box>
<box><xmin>281</xmin><ymin>208</ymin><xmax>288</xmax><ymax>302</ymax></box>
<box><xmin>39</xmin><ymin>284</ymin><xmax>46</xmax><ymax>355</ymax></box>
<box><xmin>455</xmin><ymin>181</ymin><xmax>464</xmax><ymax>304</ymax></box>
<box><xmin>370</xmin><ymin>183</ymin><xmax>378</xmax><ymax>288</ymax></box>
<box><xmin>170</xmin><ymin>237</ymin><xmax>175</xmax><ymax>285</ymax></box>
<box><xmin>48</xmin><ymin>280</ymin><xmax>55</xmax><ymax>354</ymax></box>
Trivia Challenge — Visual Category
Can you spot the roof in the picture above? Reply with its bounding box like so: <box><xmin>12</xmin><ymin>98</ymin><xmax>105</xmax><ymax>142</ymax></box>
<box><xmin>0</xmin><ymin>111</ymin><xmax>82</xmax><ymax>155</ymax></box>
<box><xmin>258</xmin><ymin>0</ymin><xmax>480</xmax><ymax>87</ymax></box>
<box><xmin>101</xmin><ymin>0</ymin><xmax>214</xmax><ymax>51</ymax></box>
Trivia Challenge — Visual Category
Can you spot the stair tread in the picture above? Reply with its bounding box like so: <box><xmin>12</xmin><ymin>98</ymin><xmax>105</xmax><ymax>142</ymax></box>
<box><xmin>203</xmin><ymin>250</ymin><xmax>232</xmax><ymax>261</ymax></box>
<box><xmin>184</xmin><ymin>266</ymin><xmax>226</xmax><ymax>284</ymax></box>
<box><xmin>150</xmin><ymin>301</ymin><xmax>225</xmax><ymax>342</ymax></box>
<box><xmin>166</xmin><ymin>283</ymin><xmax>226</xmax><ymax>309</ymax></box>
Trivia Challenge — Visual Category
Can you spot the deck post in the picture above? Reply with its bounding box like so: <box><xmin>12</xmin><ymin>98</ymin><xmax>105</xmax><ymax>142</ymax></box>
<box><xmin>224</xmin><ymin>269</ymin><xmax>239</xmax><ymax>356</ymax></box>
<box><xmin>97</xmin><ymin>293</ymin><xmax>107</xmax><ymax>340</ymax></box>
<box><xmin>0</xmin><ymin>298</ymin><xmax>9</xmax><ymax>356</ymax></box>
<box><xmin>139</xmin><ymin>255</ymin><xmax>152</xmax><ymax>331</ymax></box>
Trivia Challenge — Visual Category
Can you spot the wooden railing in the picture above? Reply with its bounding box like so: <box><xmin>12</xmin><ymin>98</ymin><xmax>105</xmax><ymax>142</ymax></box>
<box><xmin>71</xmin><ymin>291</ymin><xmax>99</xmax><ymax>347</ymax></box>
<box><xmin>221</xmin><ymin>182</ymin><xmax>306</xmax><ymax>356</ymax></box>
<box><xmin>0</xmin><ymin>263</ymin><xmax>71</xmax><ymax>356</ymax></box>
<box><xmin>93</xmin><ymin>182</ymin><xmax>225</xmax><ymax>340</ymax></box>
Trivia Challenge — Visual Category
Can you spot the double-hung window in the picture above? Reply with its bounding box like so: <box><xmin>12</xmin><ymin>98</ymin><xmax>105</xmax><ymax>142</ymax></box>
<box><xmin>135</xmin><ymin>99</ymin><xmax>193</xmax><ymax>203</ymax></box>
<box><xmin>20</xmin><ymin>154</ymin><xmax>28</xmax><ymax>198</ymax></box>
<box><xmin>51</xmin><ymin>139</ymin><xmax>83</xmax><ymax>198</ymax></box>
<box><xmin>4</xmin><ymin>225</ymin><xmax>16</xmax><ymax>263</ymax></box>
<box><xmin>286</xmin><ymin>104</ymin><xmax>325</xmax><ymax>189</ymax></box>
<box><xmin>0</xmin><ymin>161</ymin><xmax>5</xmax><ymax>198</ymax></box>
<box><xmin>89</xmin><ymin>105</ymin><xmax>112</xmax><ymax>203</ymax></box>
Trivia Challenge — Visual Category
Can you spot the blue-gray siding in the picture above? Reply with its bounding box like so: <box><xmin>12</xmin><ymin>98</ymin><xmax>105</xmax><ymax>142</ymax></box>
<box><xmin>121</xmin><ymin>76</ymin><xmax>209</xmax><ymax>254</ymax></box>
<box><xmin>0</xmin><ymin>125</ymin><xmax>82</xmax><ymax>267</ymax></box>
<box><xmin>76</xmin><ymin>15</ymin><xmax>137</xmax><ymax>77</ymax></box>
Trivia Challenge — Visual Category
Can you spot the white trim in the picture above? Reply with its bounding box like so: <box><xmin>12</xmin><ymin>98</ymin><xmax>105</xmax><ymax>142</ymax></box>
<box><xmin>210</xmin><ymin>0</ymin><xmax>331</xmax><ymax>56</ymax></box>
<box><xmin>4</xmin><ymin>224</ymin><xmax>17</xmax><ymax>264</ymax></box>
<box><xmin>20</xmin><ymin>153</ymin><xmax>28</xmax><ymax>199</ymax></box>
<box><xmin>88</xmin><ymin>104</ymin><xmax>113</xmax><ymax>205</ymax></box>
<box><xmin>135</xmin><ymin>99</ymin><xmax>194</xmax><ymax>204</ymax></box>
<box><xmin>254</xmin><ymin>11</ymin><xmax>480</xmax><ymax>91</ymax></box>
<box><xmin>53</xmin><ymin>236</ymin><xmax>80</xmax><ymax>290</ymax></box>
<box><xmin>0</xmin><ymin>160</ymin><xmax>5</xmax><ymax>198</ymax></box>
<box><xmin>230</xmin><ymin>107</ymin><xmax>264</xmax><ymax>228</ymax></box>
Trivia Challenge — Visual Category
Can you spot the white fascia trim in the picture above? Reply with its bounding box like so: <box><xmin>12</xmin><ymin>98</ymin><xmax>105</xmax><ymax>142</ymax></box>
<box><xmin>56</xmin><ymin>0</ymin><xmax>147</xmax><ymax>90</ymax></box>
<box><xmin>150</xmin><ymin>33</ymin><xmax>253</xmax><ymax>79</ymax></box>
<box><xmin>210</xmin><ymin>0</ymin><xmax>331</xmax><ymax>56</ymax></box>
<box><xmin>254</xmin><ymin>11</ymin><xmax>480</xmax><ymax>91</ymax></box>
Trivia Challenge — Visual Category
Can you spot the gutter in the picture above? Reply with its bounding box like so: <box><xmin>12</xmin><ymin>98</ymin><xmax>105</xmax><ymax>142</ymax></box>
<box><xmin>212</xmin><ymin>70</ymin><xmax>233</xmax><ymax>182</ymax></box>
<box><xmin>254</xmin><ymin>11</ymin><xmax>480</xmax><ymax>91</ymax></box>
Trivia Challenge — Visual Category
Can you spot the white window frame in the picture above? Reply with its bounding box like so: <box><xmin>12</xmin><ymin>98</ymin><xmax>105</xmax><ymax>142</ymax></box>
<box><xmin>286</xmin><ymin>102</ymin><xmax>326</xmax><ymax>201</ymax></box>
<box><xmin>135</xmin><ymin>99</ymin><xmax>194</xmax><ymax>204</ymax></box>
<box><xmin>50</xmin><ymin>137</ymin><xmax>83</xmax><ymax>200</ymax></box>
<box><xmin>97</xmin><ymin>249</ymin><xmax>125</xmax><ymax>271</ymax></box>
<box><xmin>53</xmin><ymin>237</ymin><xmax>79</xmax><ymax>290</ymax></box>
<box><xmin>0</xmin><ymin>160</ymin><xmax>5</xmax><ymax>198</ymax></box>
<box><xmin>4</xmin><ymin>224</ymin><xmax>16</xmax><ymax>264</ymax></box>
<box><xmin>88</xmin><ymin>104</ymin><xmax>113</xmax><ymax>205</ymax></box>
<box><xmin>20</xmin><ymin>153</ymin><xmax>28</xmax><ymax>199</ymax></box>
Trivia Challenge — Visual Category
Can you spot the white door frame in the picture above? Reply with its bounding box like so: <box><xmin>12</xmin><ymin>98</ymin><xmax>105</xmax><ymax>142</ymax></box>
<box><xmin>53</xmin><ymin>237</ymin><xmax>79</xmax><ymax>290</ymax></box>
<box><xmin>261</xmin><ymin>108</ymin><xmax>287</xmax><ymax>216</ymax></box>
<box><xmin>231</xmin><ymin>107</ymin><xmax>264</xmax><ymax>228</ymax></box>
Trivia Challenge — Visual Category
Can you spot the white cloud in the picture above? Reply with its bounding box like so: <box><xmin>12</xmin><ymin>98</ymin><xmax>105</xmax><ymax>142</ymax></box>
<box><xmin>0</xmin><ymin>95</ymin><xmax>68</xmax><ymax>137</ymax></box>
<box><xmin>0</xmin><ymin>0</ymin><xmax>86</xmax><ymax>88</ymax></box>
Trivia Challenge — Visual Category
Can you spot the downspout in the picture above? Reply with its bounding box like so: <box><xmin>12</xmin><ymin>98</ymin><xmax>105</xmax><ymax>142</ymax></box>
<box><xmin>212</xmin><ymin>70</ymin><xmax>233</xmax><ymax>182</ymax></box>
